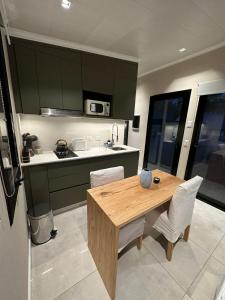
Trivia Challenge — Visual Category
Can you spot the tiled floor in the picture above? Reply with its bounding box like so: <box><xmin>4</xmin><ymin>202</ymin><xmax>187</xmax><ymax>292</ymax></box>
<box><xmin>31</xmin><ymin>200</ymin><xmax>225</xmax><ymax>300</ymax></box>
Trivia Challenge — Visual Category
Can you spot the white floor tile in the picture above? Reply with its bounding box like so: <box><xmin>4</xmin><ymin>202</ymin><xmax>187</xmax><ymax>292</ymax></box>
<box><xmin>32</xmin><ymin>247</ymin><xmax>96</xmax><ymax>300</ymax></box>
<box><xmin>56</xmin><ymin>271</ymin><xmax>110</xmax><ymax>300</ymax></box>
<box><xmin>183</xmin><ymin>295</ymin><xmax>193</xmax><ymax>300</ymax></box>
<box><xmin>116</xmin><ymin>246</ymin><xmax>185</xmax><ymax>300</ymax></box>
<box><xmin>188</xmin><ymin>256</ymin><xmax>225</xmax><ymax>300</ymax></box>
<box><xmin>144</xmin><ymin>230</ymin><xmax>209</xmax><ymax>291</ymax></box>
<box><xmin>54</xmin><ymin>205</ymin><xmax>87</xmax><ymax>237</ymax></box>
<box><xmin>32</xmin><ymin>223</ymin><xmax>87</xmax><ymax>268</ymax></box>
<box><xmin>189</xmin><ymin>200</ymin><xmax>225</xmax><ymax>253</ymax></box>
<box><xmin>31</xmin><ymin>201</ymin><xmax>225</xmax><ymax>300</ymax></box>
<box><xmin>212</xmin><ymin>234</ymin><xmax>225</xmax><ymax>266</ymax></box>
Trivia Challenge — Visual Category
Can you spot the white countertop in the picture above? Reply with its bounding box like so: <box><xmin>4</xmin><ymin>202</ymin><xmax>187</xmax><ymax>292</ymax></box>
<box><xmin>21</xmin><ymin>145</ymin><xmax>140</xmax><ymax>167</ymax></box>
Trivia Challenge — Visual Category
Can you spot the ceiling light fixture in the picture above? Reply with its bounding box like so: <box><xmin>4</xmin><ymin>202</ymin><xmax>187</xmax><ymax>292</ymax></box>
<box><xmin>179</xmin><ymin>48</ymin><xmax>186</xmax><ymax>53</ymax></box>
<box><xmin>61</xmin><ymin>0</ymin><xmax>71</xmax><ymax>9</ymax></box>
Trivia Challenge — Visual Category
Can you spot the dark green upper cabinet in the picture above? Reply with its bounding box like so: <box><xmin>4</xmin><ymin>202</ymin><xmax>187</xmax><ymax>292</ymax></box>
<box><xmin>82</xmin><ymin>53</ymin><xmax>115</xmax><ymax>95</ymax></box>
<box><xmin>36</xmin><ymin>46</ymin><xmax>63</xmax><ymax>109</ymax></box>
<box><xmin>8</xmin><ymin>38</ymin><xmax>138</xmax><ymax>119</ymax></box>
<box><xmin>113</xmin><ymin>60</ymin><xmax>138</xmax><ymax>120</ymax></box>
<box><xmin>60</xmin><ymin>50</ymin><xmax>82</xmax><ymax>111</ymax></box>
<box><xmin>9</xmin><ymin>39</ymin><xmax>40</xmax><ymax>114</ymax></box>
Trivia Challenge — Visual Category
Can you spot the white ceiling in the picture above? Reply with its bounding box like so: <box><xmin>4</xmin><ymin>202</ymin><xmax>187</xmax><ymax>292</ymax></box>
<box><xmin>5</xmin><ymin>0</ymin><xmax>225</xmax><ymax>75</ymax></box>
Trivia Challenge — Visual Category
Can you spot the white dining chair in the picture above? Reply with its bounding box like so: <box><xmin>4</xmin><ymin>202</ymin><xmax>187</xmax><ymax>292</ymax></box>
<box><xmin>90</xmin><ymin>166</ymin><xmax>145</xmax><ymax>251</ymax></box>
<box><xmin>151</xmin><ymin>176</ymin><xmax>203</xmax><ymax>261</ymax></box>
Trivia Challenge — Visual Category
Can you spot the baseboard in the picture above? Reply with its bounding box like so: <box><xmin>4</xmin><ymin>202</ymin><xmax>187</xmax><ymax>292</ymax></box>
<box><xmin>28</xmin><ymin>233</ymin><xmax>31</xmax><ymax>300</ymax></box>
<box><xmin>53</xmin><ymin>201</ymin><xmax>87</xmax><ymax>216</ymax></box>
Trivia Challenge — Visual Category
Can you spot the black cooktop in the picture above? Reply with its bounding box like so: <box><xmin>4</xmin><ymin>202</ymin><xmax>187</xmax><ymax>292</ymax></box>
<box><xmin>54</xmin><ymin>149</ymin><xmax>78</xmax><ymax>159</ymax></box>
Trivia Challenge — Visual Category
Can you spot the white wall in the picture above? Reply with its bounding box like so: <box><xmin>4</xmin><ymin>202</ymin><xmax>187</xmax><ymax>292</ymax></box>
<box><xmin>0</xmin><ymin>30</ymin><xmax>29</xmax><ymax>300</ymax></box>
<box><xmin>0</xmin><ymin>184</ymin><xmax>29</xmax><ymax>300</ymax></box>
<box><xmin>128</xmin><ymin>45</ymin><xmax>225</xmax><ymax>178</ymax></box>
<box><xmin>19</xmin><ymin>114</ymin><xmax>125</xmax><ymax>151</ymax></box>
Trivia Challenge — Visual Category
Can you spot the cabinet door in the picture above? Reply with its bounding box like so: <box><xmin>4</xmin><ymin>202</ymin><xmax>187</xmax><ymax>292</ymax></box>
<box><xmin>82</xmin><ymin>53</ymin><xmax>115</xmax><ymax>95</ymax></box>
<box><xmin>24</xmin><ymin>165</ymin><xmax>50</xmax><ymax>207</ymax></box>
<box><xmin>50</xmin><ymin>183</ymin><xmax>89</xmax><ymax>210</ymax></box>
<box><xmin>113</xmin><ymin>60</ymin><xmax>138</xmax><ymax>120</ymax></box>
<box><xmin>10</xmin><ymin>41</ymin><xmax>40</xmax><ymax>114</ymax></box>
<box><xmin>61</xmin><ymin>50</ymin><xmax>82</xmax><ymax>111</ymax></box>
<box><xmin>7</xmin><ymin>42</ymin><xmax>22</xmax><ymax>113</ymax></box>
<box><xmin>36</xmin><ymin>47</ymin><xmax>63</xmax><ymax>109</ymax></box>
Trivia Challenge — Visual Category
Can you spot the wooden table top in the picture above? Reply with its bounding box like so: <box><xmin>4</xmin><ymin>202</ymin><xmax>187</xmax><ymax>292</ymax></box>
<box><xmin>87</xmin><ymin>169</ymin><xmax>184</xmax><ymax>228</ymax></box>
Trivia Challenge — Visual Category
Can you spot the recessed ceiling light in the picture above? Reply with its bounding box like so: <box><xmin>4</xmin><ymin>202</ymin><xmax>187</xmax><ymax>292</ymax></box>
<box><xmin>61</xmin><ymin>0</ymin><xmax>71</xmax><ymax>9</ymax></box>
<box><xmin>179</xmin><ymin>48</ymin><xmax>186</xmax><ymax>53</ymax></box>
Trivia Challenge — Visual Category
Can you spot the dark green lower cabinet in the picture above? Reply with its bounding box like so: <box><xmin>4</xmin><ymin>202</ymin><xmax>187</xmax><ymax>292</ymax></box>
<box><xmin>23</xmin><ymin>165</ymin><xmax>49</xmax><ymax>209</ymax></box>
<box><xmin>50</xmin><ymin>183</ymin><xmax>89</xmax><ymax>211</ymax></box>
<box><xmin>23</xmin><ymin>152</ymin><xmax>139</xmax><ymax>212</ymax></box>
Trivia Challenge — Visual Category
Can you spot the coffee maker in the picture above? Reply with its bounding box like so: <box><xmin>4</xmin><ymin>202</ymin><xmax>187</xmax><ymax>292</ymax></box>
<box><xmin>22</xmin><ymin>133</ymin><xmax>38</xmax><ymax>162</ymax></box>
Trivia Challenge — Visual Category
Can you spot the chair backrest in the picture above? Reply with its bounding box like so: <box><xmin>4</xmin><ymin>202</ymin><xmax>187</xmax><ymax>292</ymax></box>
<box><xmin>168</xmin><ymin>176</ymin><xmax>203</xmax><ymax>231</ymax></box>
<box><xmin>90</xmin><ymin>166</ymin><xmax>124</xmax><ymax>188</ymax></box>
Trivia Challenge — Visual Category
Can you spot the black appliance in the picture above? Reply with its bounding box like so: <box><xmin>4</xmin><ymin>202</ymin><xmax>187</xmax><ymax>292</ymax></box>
<box><xmin>133</xmin><ymin>115</ymin><xmax>140</xmax><ymax>129</ymax></box>
<box><xmin>54</xmin><ymin>139</ymin><xmax>77</xmax><ymax>159</ymax></box>
<box><xmin>123</xmin><ymin>120</ymin><xmax>129</xmax><ymax>145</ymax></box>
<box><xmin>54</xmin><ymin>149</ymin><xmax>77</xmax><ymax>159</ymax></box>
<box><xmin>22</xmin><ymin>133</ymin><xmax>38</xmax><ymax>156</ymax></box>
<box><xmin>0</xmin><ymin>33</ymin><xmax>22</xmax><ymax>225</ymax></box>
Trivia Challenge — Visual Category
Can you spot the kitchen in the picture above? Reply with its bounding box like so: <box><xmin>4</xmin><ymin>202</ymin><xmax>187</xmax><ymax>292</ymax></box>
<box><xmin>1</xmin><ymin>1</ymin><xmax>225</xmax><ymax>300</ymax></box>
<box><xmin>6</xmin><ymin>35</ymin><xmax>140</xmax><ymax>213</ymax></box>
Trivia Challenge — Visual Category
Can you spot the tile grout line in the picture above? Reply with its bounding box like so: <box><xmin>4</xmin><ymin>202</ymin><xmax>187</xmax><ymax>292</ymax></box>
<box><xmin>31</xmin><ymin>222</ymin><xmax>88</xmax><ymax>271</ymax></box>
<box><xmin>142</xmin><ymin>244</ymin><xmax>187</xmax><ymax>296</ymax></box>
<box><xmin>186</xmin><ymin>231</ymin><xmax>225</xmax><ymax>297</ymax></box>
<box><xmin>53</xmin><ymin>270</ymin><xmax>97</xmax><ymax>300</ymax></box>
<box><xmin>187</xmin><ymin>230</ymin><xmax>225</xmax><ymax>297</ymax></box>
<box><xmin>143</xmin><ymin>232</ymin><xmax>224</xmax><ymax>299</ymax></box>
<box><xmin>210</xmin><ymin>231</ymin><xmax>225</xmax><ymax>268</ymax></box>
<box><xmin>189</xmin><ymin>229</ymin><xmax>225</xmax><ymax>256</ymax></box>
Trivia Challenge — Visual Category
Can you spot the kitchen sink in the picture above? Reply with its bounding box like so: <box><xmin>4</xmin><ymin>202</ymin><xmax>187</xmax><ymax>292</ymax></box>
<box><xmin>112</xmin><ymin>146</ymin><xmax>126</xmax><ymax>151</ymax></box>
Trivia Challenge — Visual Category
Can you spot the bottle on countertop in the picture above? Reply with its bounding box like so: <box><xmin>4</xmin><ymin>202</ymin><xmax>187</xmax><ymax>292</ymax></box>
<box><xmin>22</xmin><ymin>139</ymin><xmax>30</xmax><ymax>163</ymax></box>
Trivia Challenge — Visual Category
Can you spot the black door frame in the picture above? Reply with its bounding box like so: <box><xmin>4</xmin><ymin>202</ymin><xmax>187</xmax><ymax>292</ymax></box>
<box><xmin>185</xmin><ymin>94</ymin><xmax>225</xmax><ymax>211</ymax></box>
<box><xmin>143</xmin><ymin>89</ymin><xmax>191</xmax><ymax>175</ymax></box>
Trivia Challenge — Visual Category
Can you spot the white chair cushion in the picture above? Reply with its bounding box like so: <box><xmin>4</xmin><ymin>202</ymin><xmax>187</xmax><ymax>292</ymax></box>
<box><xmin>144</xmin><ymin>203</ymin><xmax>169</xmax><ymax>236</ymax></box>
<box><xmin>90</xmin><ymin>166</ymin><xmax>124</xmax><ymax>188</ymax></box>
<box><xmin>153</xmin><ymin>176</ymin><xmax>203</xmax><ymax>243</ymax></box>
<box><xmin>119</xmin><ymin>217</ymin><xmax>145</xmax><ymax>249</ymax></box>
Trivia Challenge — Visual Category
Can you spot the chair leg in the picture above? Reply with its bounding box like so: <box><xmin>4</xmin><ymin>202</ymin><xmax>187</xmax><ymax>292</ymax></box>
<box><xmin>166</xmin><ymin>241</ymin><xmax>174</xmax><ymax>261</ymax></box>
<box><xmin>137</xmin><ymin>235</ymin><xmax>143</xmax><ymax>250</ymax></box>
<box><xmin>183</xmin><ymin>225</ymin><xmax>190</xmax><ymax>242</ymax></box>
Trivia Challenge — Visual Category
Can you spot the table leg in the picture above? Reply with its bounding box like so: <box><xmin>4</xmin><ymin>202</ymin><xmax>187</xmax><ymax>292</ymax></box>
<box><xmin>87</xmin><ymin>194</ymin><xmax>119</xmax><ymax>300</ymax></box>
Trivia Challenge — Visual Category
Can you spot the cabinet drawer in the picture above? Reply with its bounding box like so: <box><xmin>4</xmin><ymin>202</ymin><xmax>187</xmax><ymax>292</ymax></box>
<box><xmin>48</xmin><ymin>160</ymin><xmax>89</xmax><ymax>178</ymax></box>
<box><xmin>49</xmin><ymin>173</ymin><xmax>89</xmax><ymax>192</ymax></box>
<box><xmin>50</xmin><ymin>183</ymin><xmax>90</xmax><ymax>210</ymax></box>
<box><xmin>48</xmin><ymin>153</ymin><xmax>139</xmax><ymax>192</ymax></box>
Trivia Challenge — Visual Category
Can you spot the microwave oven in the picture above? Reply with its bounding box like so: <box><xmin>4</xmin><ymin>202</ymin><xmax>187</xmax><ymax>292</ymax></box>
<box><xmin>84</xmin><ymin>99</ymin><xmax>110</xmax><ymax>116</ymax></box>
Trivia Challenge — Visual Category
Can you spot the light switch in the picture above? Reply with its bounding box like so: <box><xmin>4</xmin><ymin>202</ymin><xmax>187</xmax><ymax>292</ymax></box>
<box><xmin>187</xmin><ymin>121</ymin><xmax>193</xmax><ymax>128</ymax></box>
<box><xmin>183</xmin><ymin>140</ymin><xmax>189</xmax><ymax>147</ymax></box>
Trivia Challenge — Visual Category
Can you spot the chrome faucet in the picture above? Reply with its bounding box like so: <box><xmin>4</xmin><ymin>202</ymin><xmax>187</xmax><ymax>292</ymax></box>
<box><xmin>112</xmin><ymin>123</ymin><xmax>118</xmax><ymax>146</ymax></box>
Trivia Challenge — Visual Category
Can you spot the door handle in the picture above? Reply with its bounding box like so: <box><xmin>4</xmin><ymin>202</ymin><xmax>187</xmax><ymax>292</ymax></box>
<box><xmin>15</xmin><ymin>177</ymin><xmax>24</xmax><ymax>186</ymax></box>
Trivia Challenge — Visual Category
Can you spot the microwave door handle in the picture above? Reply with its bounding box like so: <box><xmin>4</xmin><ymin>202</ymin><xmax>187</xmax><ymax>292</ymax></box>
<box><xmin>90</xmin><ymin>103</ymin><xmax>96</xmax><ymax>113</ymax></box>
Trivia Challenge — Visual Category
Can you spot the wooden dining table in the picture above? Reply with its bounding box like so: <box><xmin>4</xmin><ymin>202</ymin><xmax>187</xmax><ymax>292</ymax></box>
<box><xmin>87</xmin><ymin>169</ymin><xmax>184</xmax><ymax>300</ymax></box>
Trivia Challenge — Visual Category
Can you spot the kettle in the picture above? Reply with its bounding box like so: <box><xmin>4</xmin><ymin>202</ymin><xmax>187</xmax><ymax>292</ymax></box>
<box><xmin>55</xmin><ymin>139</ymin><xmax>68</xmax><ymax>152</ymax></box>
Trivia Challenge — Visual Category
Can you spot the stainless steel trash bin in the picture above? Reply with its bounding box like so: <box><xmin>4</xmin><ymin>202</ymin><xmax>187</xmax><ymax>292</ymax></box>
<box><xmin>28</xmin><ymin>203</ymin><xmax>54</xmax><ymax>245</ymax></box>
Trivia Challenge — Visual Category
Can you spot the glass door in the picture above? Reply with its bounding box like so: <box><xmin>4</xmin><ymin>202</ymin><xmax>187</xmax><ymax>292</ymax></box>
<box><xmin>186</xmin><ymin>93</ymin><xmax>225</xmax><ymax>210</ymax></box>
<box><xmin>144</xmin><ymin>90</ymin><xmax>191</xmax><ymax>175</ymax></box>
<box><xmin>0</xmin><ymin>34</ymin><xmax>21</xmax><ymax>225</ymax></box>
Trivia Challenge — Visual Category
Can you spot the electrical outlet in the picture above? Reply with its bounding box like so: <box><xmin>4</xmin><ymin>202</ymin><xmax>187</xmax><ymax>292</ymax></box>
<box><xmin>183</xmin><ymin>140</ymin><xmax>189</xmax><ymax>147</ymax></box>
<box><xmin>95</xmin><ymin>136</ymin><xmax>101</xmax><ymax>141</ymax></box>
